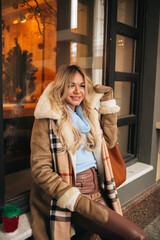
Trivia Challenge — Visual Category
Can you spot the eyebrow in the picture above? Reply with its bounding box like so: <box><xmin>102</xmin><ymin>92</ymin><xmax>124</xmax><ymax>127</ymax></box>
<box><xmin>68</xmin><ymin>81</ymin><xmax>85</xmax><ymax>84</ymax></box>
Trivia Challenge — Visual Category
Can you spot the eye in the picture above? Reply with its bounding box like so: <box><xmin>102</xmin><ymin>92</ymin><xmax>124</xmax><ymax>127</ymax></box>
<box><xmin>80</xmin><ymin>84</ymin><xmax>85</xmax><ymax>88</ymax></box>
<box><xmin>68</xmin><ymin>84</ymin><xmax>75</xmax><ymax>88</ymax></box>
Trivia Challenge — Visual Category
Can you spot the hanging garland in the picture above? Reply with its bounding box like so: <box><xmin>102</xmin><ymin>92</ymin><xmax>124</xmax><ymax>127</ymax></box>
<box><xmin>13</xmin><ymin>0</ymin><xmax>57</xmax><ymax>35</ymax></box>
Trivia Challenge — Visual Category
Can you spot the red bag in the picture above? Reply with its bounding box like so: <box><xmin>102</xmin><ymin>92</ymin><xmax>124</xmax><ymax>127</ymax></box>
<box><xmin>108</xmin><ymin>144</ymin><xmax>126</xmax><ymax>187</ymax></box>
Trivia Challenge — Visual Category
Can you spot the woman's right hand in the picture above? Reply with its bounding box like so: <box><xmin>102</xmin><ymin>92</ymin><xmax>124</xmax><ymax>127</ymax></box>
<box><xmin>74</xmin><ymin>193</ymin><xmax>108</xmax><ymax>224</ymax></box>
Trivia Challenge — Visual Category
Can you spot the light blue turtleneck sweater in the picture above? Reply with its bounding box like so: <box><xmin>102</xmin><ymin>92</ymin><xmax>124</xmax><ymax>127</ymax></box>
<box><xmin>67</xmin><ymin>105</ymin><xmax>97</xmax><ymax>173</ymax></box>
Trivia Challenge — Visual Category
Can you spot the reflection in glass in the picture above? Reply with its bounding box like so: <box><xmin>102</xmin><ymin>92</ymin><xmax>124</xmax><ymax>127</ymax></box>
<box><xmin>2</xmin><ymin>0</ymin><xmax>57</xmax><ymax>108</ymax></box>
<box><xmin>117</xmin><ymin>0</ymin><xmax>136</xmax><ymax>27</ymax></box>
<box><xmin>115</xmin><ymin>34</ymin><xmax>135</xmax><ymax>73</ymax></box>
<box><xmin>115</xmin><ymin>81</ymin><xmax>131</xmax><ymax>116</ymax></box>
<box><xmin>2</xmin><ymin>0</ymin><xmax>57</xmax><ymax>199</ymax></box>
<box><xmin>70</xmin><ymin>42</ymin><xmax>87</xmax><ymax>70</ymax></box>
<box><xmin>92</xmin><ymin>0</ymin><xmax>104</xmax><ymax>84</ymax></box>
<box><xmin>71</xmin><ymin>0</ymin><xmax>78</xmax><ymax>30</ymax></box>
<box><xmin>118</xmin><ymin>126</ymin><xmax>129</xmax><ymax>155</ymax></box>
<box><xmin>71</xmin><ymin>1</ymin><xmax>87</xmax><ymax>35</ymax></box>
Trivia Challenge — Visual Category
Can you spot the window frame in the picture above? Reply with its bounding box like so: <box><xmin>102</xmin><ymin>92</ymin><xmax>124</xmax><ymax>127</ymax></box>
<box><xmin>0</xmin><ymin>1</ymin><xmax>5</xmax><ymax>209</ymax></box>
<box><xmin>103</xmin><ymin>0</ymin><xmax>146</xmax><ymax>162</ymax></box>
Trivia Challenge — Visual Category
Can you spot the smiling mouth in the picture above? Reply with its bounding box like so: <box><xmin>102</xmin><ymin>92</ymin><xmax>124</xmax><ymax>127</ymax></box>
<box><xmin>71</xmin><ymin>96</ymin><xmax>81</xmax><ymax>100</ymax></box>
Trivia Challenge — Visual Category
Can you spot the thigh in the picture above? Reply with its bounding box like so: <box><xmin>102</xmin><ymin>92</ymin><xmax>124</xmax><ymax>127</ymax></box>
<box><xmin>72</xmin><ymin>197</ymin><xmax>146</xmax><ymax>240</ymax></box>
<box><xmin>99</xmin><ymin>206</ymin><xmax>146</xmax><ymax>240</ymax></box>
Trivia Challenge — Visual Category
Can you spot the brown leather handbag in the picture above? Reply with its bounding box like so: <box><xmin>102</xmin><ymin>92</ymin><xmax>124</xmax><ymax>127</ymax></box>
<box><xmin>108</xmin><ymin>144</ymin><xmax>126</xmax><ymax>188</ymax></box>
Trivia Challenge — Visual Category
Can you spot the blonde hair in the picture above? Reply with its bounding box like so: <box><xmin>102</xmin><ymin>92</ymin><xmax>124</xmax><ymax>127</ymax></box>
<box><xmin>48</xmin><ymin>65</ymin><xmax>99</xmax><ymax>153</ymax></box>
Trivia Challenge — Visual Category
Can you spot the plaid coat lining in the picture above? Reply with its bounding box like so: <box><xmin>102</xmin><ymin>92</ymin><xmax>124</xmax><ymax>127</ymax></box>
<box><xmin>49</xmin><ymin>119</ymin><xmax>122</xmax><ymax>240</ymax></box>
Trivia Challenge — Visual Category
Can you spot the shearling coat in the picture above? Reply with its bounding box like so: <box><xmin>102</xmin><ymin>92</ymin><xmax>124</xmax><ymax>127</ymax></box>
<box><xmin>30</xmin><ymin>82</ymin><xmax>120</xmax><ymax>240</ymax></box>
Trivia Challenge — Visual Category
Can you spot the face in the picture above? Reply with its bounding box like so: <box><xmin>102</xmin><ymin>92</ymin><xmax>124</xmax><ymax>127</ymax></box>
<box><xmin>65</xmin><ymin>72</ymin><xmax>85</xmax><ymax>111</ymax></box>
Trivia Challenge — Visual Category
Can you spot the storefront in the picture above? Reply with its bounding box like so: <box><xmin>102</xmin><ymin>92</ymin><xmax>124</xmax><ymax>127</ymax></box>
<box><xmin>0</xmin><ymin>0</ymin><xmax>160</xmax><ymax>238</ymax></box>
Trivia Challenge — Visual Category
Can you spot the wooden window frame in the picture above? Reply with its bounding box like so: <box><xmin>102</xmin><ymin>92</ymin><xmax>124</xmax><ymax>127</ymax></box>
<box><xmin>103</xmin><ymin>0</ymin><xmax>146</xmax><ymax>162</ymax></box>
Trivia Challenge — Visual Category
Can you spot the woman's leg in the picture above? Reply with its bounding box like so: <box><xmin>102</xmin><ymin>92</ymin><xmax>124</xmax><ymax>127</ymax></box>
<box><xmin>74</xmin><ymin>168</ymin><xmax>146</xmax><ymax>240</ymax></box>
<box><xmin>72</xmin><ymin>197</ymin><xmax>146</xmax><ymax>240</ymax></box>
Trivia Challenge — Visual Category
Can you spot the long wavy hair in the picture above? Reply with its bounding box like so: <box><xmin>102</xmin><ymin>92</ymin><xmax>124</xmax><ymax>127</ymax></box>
<box><xmin>48</xmin><ymin>64</ymin><xmax>99</xmax><ymax>153</ymax></box>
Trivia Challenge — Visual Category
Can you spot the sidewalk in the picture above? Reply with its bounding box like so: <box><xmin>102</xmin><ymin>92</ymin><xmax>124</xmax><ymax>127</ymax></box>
<box><xmin>144</xmin><ymin>215</ymin><xmax>160</xmax><ymax>240</ymax></box>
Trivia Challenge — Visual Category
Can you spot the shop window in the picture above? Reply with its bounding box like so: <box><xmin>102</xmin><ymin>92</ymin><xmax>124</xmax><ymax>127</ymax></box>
<box><xmin>105</xmin><ymin>0</ymin><xmax>145</xmax><ymax>159</ymax></box>
<box><xmin>0</xmin><ymin>0</ymin><xmax>105</xmax><ymax>209</ymax></box>
<box><xmin>1</xmin><ymin>0</ymin><xmax>57</xmax><ymax>203</ymax></box>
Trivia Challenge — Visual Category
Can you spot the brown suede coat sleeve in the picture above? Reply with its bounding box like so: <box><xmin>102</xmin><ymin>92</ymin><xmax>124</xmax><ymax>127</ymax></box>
<box><xmin>30</xmin><ymin>118</ymin><xmax>71</xmax><ymax>200</ymax></box>
<box><xmin>101</xmin><ymin>113</ymin><xmax>118</xmax><ymax>149</ymax></box>
<box><xmin>93</xmin><ymin>84</ymin><xmax>119</xmax><ymax>149</ymax></box>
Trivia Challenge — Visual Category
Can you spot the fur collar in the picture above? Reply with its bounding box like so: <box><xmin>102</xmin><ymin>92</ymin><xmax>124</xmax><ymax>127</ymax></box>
<box><xmin>34</xmin><ymin>81</ymin><xmax>104</xmax><ymax>180</ymax></box>
<box><xmin>34</xmin><ymin>81</ymin><xmax>104</xmax><ymax>120</ymax></box>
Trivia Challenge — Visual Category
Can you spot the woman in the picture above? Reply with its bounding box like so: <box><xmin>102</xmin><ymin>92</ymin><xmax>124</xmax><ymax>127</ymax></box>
<box><xmin>30</xmin><ymin>65</ymin><xmax>146</xmax><ymax>240</ymax></box>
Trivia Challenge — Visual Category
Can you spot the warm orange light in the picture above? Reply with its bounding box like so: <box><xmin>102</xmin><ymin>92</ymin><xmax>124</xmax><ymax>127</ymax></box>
<box><xmin>20</xmin><ymin>14</ymin><xmax>26</xmax><ymax>23</ymax></box>
<box><xmin>13</xmin><ymin>19</ymin><xmax>19</xmax><ymax>24</ymax></box>
<box><xmin>21</xmin><ymin>19</ymin><xmax>26</xmax><ymax>23</ymax></box>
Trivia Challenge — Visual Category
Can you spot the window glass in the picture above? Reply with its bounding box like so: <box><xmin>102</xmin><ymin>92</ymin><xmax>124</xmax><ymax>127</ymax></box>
<box><xmin>115</xmin><ymin>81</ymin><xmax>131</xmax><ymax>116</ymax></box>
<box><xmin>70</xmin><ymin>42</ymin><xmax>88</xmax><ymax>69</ymax></box>
<box><xmin>118</xmin><ymin>125</ymin><xmax>129</xmax><ymax>155</ymax></box>
<box><xmin>92</xmin><ymin>0</ymin><xmax>104</xmax><ymax>84</ymax></box>
<box><xmin>117</xmin><ymin>0</ymin><xmax>136</xmax><ymax>27</ymax></box>
<box><xmin>71</xmin><ymin>0</ymin><xmax>87</xmax><ymax>35</ymax></box>
<box><xmin>2</xmin><ymin>0</ymin><xmax>57</xmax><ymax>199</ymax></box>
<box><xmin>115</xmin><ymin>34</ymin><xmax>135</xmax><ymax>73</ymax></box>
<box><xmin>1</xmin><ymin>0</ymin><xmax>104</xmax><ymax>199</ymax></box>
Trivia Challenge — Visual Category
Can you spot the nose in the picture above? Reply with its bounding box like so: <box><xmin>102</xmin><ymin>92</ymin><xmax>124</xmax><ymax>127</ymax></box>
<box><xmin>74</xmin><ymin>85</ymin><xmax>80</xmax><ymax>93</ymax></box>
